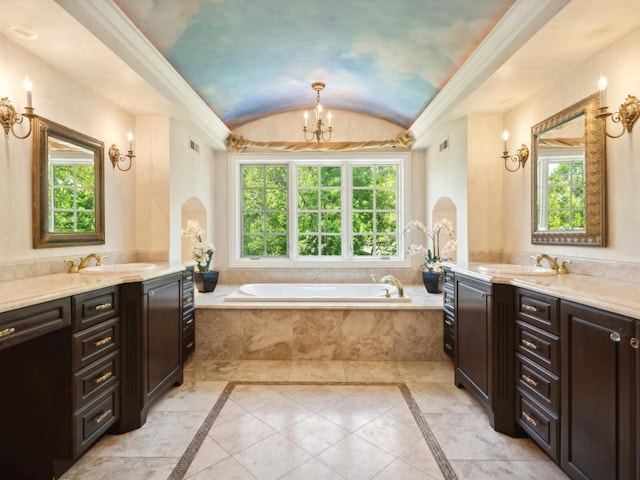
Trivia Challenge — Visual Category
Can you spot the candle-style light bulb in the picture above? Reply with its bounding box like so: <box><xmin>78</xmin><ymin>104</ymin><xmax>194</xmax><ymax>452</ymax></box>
<box><xmin>327</xmin><ymin>111</ymin><xmax>332</xmax><ymax>127</ymax></box>
<box><xmin>127</xmin><ymin>130</ymin><xmax>133</xmax><ymax>151</ymax></box>
<box><xmin>598</xmin><ymin>75</ymin><xmax>607</xmax><ymax>107</ymax></box>
<box><xmin>23</xmin><ymin>75</ymin><xmax>33</xmax><ymax>109</ymax></box>
<box><xmin>304</xmin><ymin>110</ymin><xmax>308</xmax><ymax>127</ymax></box>
<box><xmin>317</xmin><ymin>103</ymin><xmax>323</xmax><ymax>121</ymax></box>
<box><xmin>502</xmin><ymin>130</ymin><xmax>509</xmax><ymax>151</ymax></box>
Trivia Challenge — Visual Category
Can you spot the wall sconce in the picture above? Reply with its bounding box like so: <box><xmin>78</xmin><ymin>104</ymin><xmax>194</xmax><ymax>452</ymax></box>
<box><xmin>1</xmin><ymin>76</ymin><xmax>36</xmax><ymax>139</ymax></box>
<box><xmin>597</xmin><ymin>76</ymin><xmax>639</xmax><ymax>138</ymax></box>
<box><xmin>108</xmin><ymin>131</ymin><xmax>135</xmax><ymax>171</ymax></box>
<box><xmin>501</xmin><ymin>130</ymin><xmax>529</xmax><ymax>172</ymax></box>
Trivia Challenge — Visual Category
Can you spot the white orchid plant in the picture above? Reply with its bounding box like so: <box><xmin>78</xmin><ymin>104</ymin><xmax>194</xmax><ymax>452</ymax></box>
<box><xmin>403</xmin><ymin>219</ymin><xmax>456</xmax><ymax>273</ymax></box>
<box><xmin>181</xmin><ymin>220</ymin><xmax>215</xmax><ymax>272</ymax></box>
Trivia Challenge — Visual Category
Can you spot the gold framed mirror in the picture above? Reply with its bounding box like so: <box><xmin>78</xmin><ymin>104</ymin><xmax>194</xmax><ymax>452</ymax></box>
<box><xmin>531</xmin><ymin>93</ymin><xmax>606</xmax><ymax>246</ymax></box>
<box><xmin>33</xmin><ymin>117</ymin><xmax>105</xmax><ymax>248</ymax></box>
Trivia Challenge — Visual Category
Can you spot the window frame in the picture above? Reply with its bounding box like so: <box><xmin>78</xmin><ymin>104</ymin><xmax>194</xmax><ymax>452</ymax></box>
<box><xmin>229</xmin><ymin>152</ymin><xmax>411</xmax><ymax>269</ymax></box>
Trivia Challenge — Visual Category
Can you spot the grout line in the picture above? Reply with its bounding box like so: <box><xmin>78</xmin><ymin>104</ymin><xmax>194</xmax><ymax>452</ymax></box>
<box><xmin>168</xmin><ymin>380</ymin><xmax>457</xmax><ymax>480</ymax></box>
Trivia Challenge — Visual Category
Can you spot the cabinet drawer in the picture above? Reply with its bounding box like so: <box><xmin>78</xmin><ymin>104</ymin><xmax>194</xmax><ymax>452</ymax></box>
<box><xmin>72</xmin><ymin>350</ymin><xmax>120</xmax><ymax>408</ymax></box>
<box><xmin>183</xmin><ymin>311</ymin><xmax>195</xmax><ymax>330</ymax></box>
<box><xmin>183</xmin><ymin>327</ymin><xmax>195</xmax><ymax>360</ymax></box>
<box><xmin>515</xmin><ymin>320</ymin><xmax>559</xmax><ymax>374</ymax></box>
<box><xmin>516</xmin><ymin>390</ymin><xmax>559</xmax><ymax>461</ymax></box>
<box><xmin>183</xmin><ymin>290</ymin><xmax>195</xmax><ymax>313</ymax></box>
<box><xmin>443</xmin><ymin>312</ymin><xmax>455</xmax><ymax>336</ymax></box>
<box><xmin>73</xmin><ymin>386</ymin><xmax>119</xmax><ymax>456</ymax></box>
<box><xmin>72</xmin><ymin>287</ymin><xmax>119</xmax><ymax>331</ymax></box>
<box><xmin>72</xmin><ymin>318</ymin><xmax>119</xmax><ymax>371</ymax></box>
<box><xmin>515</xmin><ymin>354</ymin><xmax>559</xmax><ymax>412</ymax></box>
<box><xmin>515</xmin><ymin>289</ymin><xmax>559</xmax><ymax>335</ymax></box>
<box><xmin>0</xmin><ymin>297</ymin><xmax>70</xmax><ymax>351</ymax></box>
<box><xmin>443</xmin><ymin>332</ymin><xmax>455</xmax><ymax>358</ymax></box>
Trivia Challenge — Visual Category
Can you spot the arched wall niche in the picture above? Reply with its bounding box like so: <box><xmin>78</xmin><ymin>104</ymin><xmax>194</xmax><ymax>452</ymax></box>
<box><xmin>181</xmin><ymin>197</ymin><xmax>208</xmax><ymax>264</ymax></box>
<box><xmin>432</xmin><ymin>196</ymin><xmax>458</xmax><ymax>262</ymax></box>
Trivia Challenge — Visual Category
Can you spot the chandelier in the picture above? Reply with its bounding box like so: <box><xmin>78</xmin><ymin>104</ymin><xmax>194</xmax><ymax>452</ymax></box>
<box><xmin>303</xmin><ymin>82</ymin><xmax>332</xmax><ymax>142</ymax></box>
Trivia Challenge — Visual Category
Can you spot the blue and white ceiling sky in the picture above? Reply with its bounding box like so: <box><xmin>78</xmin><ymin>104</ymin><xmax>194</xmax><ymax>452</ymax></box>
<box><xmin>115</xmin><ymin>0</ymin><xmax>514</xmax><ymax>128</ymax></box>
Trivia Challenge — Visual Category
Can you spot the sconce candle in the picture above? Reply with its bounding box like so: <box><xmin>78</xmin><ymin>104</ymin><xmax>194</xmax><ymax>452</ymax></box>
<box><xmin>598</xmin><ymin>75</ymin><xmax>607</xmax><ymax>106</ymax></box>
<box><xmin>303</xmin><ymin>110</ymin><xmax>308</xmax><ymax>127</ymax></box>
<box><xmin>502</xmin><ymin>130</ymin><xmax>509</xmax><ymax>151</ymax></box>
<box><xmin>127</xmin><ymin>130</ymin><xmax>133</xmax><ymax>151</ymax></box>
<box><xmin>23</xmin><ymin>76</ymin><xmax>33</xmax><ymax>109</ymax></box>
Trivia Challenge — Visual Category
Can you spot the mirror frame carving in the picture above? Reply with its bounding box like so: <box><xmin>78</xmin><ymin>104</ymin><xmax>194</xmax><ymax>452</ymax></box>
<box><xmin>33</xmin><ymin>116</ymin><xmax>105</xmax><ymax>248</ymax></box>
<box><xmin>531</xmin><ymin>93</ymin><xmax>606</xmax><ymax>246</ymax></box>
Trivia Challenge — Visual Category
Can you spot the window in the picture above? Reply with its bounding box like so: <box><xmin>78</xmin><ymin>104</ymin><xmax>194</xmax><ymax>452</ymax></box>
<box><xmin>537</xmin><ymin>154</ymin><xmax>585</xmax><ymax>231</ymax></box>
<box><xmin>48</xmin><ymin>158</ymin><xmax>96</xmax><ymax>232</ymax></box>
<box><xmin>232</xmin><ymin>153</ymin><xmax>409</xmax><ymax>267</ymax></box>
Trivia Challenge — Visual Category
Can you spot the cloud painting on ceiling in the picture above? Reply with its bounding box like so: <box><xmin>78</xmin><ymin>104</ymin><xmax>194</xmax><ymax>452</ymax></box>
<box><xmin>115</xmin><ymin>0</ymin><xmax>514</xmax><ymax>128</ymax></box>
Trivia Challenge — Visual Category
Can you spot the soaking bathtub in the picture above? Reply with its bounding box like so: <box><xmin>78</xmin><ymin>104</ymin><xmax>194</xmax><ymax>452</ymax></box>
<box><xmin>224</xmin><ymin>283</ymin><xmax>411</xmax><ymax>303</ymax></box>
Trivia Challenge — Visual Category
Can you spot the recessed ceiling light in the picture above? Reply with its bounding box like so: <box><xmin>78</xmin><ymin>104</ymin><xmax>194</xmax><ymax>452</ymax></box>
<box><xmin>8</xmin><ymin>26</ymin><xmax>38</xmax><ymax>41</ymax></box>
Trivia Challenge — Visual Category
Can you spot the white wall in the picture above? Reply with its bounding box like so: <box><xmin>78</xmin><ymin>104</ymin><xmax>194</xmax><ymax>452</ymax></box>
<box><xmin>502</xmin><ymin>26</ymin><xmax>640</xmax><ymax>272</ymax></box>
<box><xmin>0</xmin><ymin>34</ymin><xmax>136</xmax><ymax>274</ymax></box>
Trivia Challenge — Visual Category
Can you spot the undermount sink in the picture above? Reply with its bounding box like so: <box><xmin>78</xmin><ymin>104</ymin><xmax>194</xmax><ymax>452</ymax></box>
<box><xmin>478</xmin><ymin>263</ymin><xmax>557</xmax><ymax>276</ymax></box>
<box><xmin>79</xmin><ymin>263</ymin><xmax>158</xmax><ymax>274</ymax></box>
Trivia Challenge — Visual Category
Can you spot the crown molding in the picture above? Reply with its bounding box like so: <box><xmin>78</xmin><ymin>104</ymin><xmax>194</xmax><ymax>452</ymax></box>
<box><xmin>55</xmin><ymin>0</ymin><xmax>230</xmax><ymax>149</ymax></box>
<box><xmin>409</xmin><ymin>0</ymin><xmax>570</xmax><ymax>149</ymax></box>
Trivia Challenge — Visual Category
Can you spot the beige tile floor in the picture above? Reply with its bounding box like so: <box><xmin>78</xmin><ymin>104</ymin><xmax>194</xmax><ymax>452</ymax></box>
<box><xmin>61</xmin><ymin>360</ymin><xmax>569</xmax><ymax>480</ymax></box>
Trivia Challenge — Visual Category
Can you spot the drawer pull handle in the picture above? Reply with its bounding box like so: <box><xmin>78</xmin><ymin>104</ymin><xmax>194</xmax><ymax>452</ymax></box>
<box><xmin>95</xmin><ymin>371</ymin><xmax>113</xmax><ymax>384</ymax></box>
<box><xmin>522</xmin><ymin>304</ymin><xmax>538</xmax><ymax>313</ymax></box>
<box><xmin>185</xmin><ymin>275</ymin><xmax>193</xmax><ymax>281</ymax></box>
<box><xmin>444</xmin><ymin>343</ymin><xmax>453</xmax><ymax>350</ymax></box>
<box><xmin>185</xmin><ymin>296</ymin><xmax>193</xmax><ymax>303</ymax></box>
<box><xmin>186</xmin><ymin>318</ymin><xmax>194</xmax><ymax>325</ymax></box>
<box><xmin>0</xmin><ymin>327</ymin><xmax>16</xmax><ymax>338</ymax></box>
<box><xmin>521</xmin><ymin>374</ymin><xmax>538</xmax><ymax>387</ymax></box>
<box><xmin>94</xmin><ymin>409</ymin><xmax>112</xmax><ymax>425</ymax></box>
<box><xmin>95</xmin><ymin>336</ymin><xmax>113</xmax><ymax>347</ymax></box>
<box><xmin>521</xmin><ymin>339</ymin><xmax>538</xmax><ymax>350</ymax></box>
<box><xmin>444</xmin><ymin>318</ymin><xmax>453</xmax><ymax>326</ymax></box>
<box><xmin>609</xmin><ymin>332</ymin><xmax>621</xmax><ymax>342</ymax></box>
<box><xmin>186</xmin><ymin>342</ymin><xmax>194</xmax><ymax>349</ymax></box>
<box><xmin>95</xmin><ymin>303</ymin><xmax>112</xmax><ymax>311</ymax></box>
<box><xmin>522</xmin><ymin>411</ymin><xmax>538</xmax><ymax>427</ymax></box>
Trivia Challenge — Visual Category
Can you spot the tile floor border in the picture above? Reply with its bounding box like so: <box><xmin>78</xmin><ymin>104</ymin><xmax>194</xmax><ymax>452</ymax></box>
<box><xmin>168</xmin><ymin>380</ymin><xmax>458</xmax><ymax>480</ymax></box>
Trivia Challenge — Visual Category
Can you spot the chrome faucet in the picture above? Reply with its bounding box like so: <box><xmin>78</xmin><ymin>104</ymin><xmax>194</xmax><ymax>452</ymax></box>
<box><xmin>531</xmin><ymin>254</ymin><xmax>559</xmax><ymax>272</ymax></box>
<box><xmin>78</xmin><ymin>253</ymin><xmax>106</xmax><ymax>270</ymax></box>
<box><xmin>380</xmin><ymin>275</ymin><xmax>404</xmax><ymax>298</ymax></box>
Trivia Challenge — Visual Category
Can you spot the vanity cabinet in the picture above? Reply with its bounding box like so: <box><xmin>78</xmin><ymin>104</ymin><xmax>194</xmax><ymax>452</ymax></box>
<box><xmin>117</xmin><ymin>272</ymin><xmax>184</xmax><ymax>433</ymax></box>
<box><xmin>182</xmin><ymin>266</ymin><xmax>196</xmax><ymax>361</ymax></box>
<box><xmin>0</xmin><ymin>298</ymin><xmax>71</xmax><ymax>480</ymax></box>
<box><xmin>442</xmin><ymin>267</ymin><xmax>455</xmax><ymax>358</ymax></box>
<box><xmin>513</xmin><ymin>288</ymin><xmax>560</xmax><ymax>461</ymax></box>
<box><xmin>560</xmin><ymin>300</ymin><xmax>636</xmax><ymax>480</ymax></box>
<box><xmin>454</xmin><ymin>274</ymin><xmax>519</xmax><ymax>436</ymax></box>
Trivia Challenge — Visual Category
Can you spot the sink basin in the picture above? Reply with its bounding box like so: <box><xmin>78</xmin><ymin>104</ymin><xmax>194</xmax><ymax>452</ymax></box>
<box><xmin>478</xmin><ymin>264</ymin><xmax>557</xmax><ymax>276</ymax></box>
<box><xmin>79</xmin><ymin>263</ymin><xmax>158</xmax><ymax>274</ymax></box>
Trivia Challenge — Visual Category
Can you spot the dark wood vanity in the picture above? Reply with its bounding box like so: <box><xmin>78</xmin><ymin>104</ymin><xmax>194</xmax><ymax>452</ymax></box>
<box><xmin>445</xmin><ymin>265</ymin><xmax>640</xmax><ymax>480</ymax></box>
<box><xmin>0</xmin><ymin>265</ymin><xmax>194</xmax><ymax>479</ymax></box>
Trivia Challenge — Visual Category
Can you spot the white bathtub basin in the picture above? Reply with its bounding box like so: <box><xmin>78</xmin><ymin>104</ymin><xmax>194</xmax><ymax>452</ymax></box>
<box><xmin>79</xmin><ymin>263</ymin><xmax>158</xmax><ymax>274</ymax></box>
<box><xmin>225</xmin><ymin>283</ymin><xmax>411</xmax><ymax>303</ymax></box>
<box><xmin>478</xmin><ymin>264</ymin><xmax>556</xmax><ymax>276</ymax></box>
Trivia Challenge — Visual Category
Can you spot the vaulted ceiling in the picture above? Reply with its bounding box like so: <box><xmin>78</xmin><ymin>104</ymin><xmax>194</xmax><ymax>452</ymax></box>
<box><xmin>2</xmin><ymin>0</ymin><xmax>640</xmax><ymax>149</ymax></box>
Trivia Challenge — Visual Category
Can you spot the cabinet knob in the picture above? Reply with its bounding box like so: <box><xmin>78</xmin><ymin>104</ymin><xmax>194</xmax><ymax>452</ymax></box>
<box><xmin>630</xmin><ymin>338</ymin><xmax>639</xmax><ymax>349</ymax></box>
<box><xmin>609</xmin><ymin>331</ymin><xmax>621</xmax><ymax>342</ymax></box>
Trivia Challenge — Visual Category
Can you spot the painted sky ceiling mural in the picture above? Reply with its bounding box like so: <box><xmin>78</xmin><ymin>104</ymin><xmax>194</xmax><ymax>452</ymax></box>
<box><xmin>115</xmin><ymin>0</ymin><xmax>514</xmax><ymax>128</ymax></box>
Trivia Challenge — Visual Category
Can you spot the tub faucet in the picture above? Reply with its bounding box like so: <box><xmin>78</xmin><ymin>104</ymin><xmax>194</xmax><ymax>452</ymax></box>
<box><xmin>531</xmin><ymin>254</ymin><xmax>559</xmax><ymax>272</ymax></box>
<box><xmin>380</xmin><ymin>275</ymin><xmax>404</xmax><ymax>298</ymax></box>
<box><xmin>78</xmin><ymin>253</ymin><xmax>106</xmax><ymax>270</ymax></box>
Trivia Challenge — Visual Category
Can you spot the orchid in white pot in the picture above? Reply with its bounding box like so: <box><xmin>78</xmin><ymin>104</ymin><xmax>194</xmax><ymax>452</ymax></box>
<box><xmin>403</xmin><ymin>219</ymin><xmax>456</xmax><ymax>273</ymax></box>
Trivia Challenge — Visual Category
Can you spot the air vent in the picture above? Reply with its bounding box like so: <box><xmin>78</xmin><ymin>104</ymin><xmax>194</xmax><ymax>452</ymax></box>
<box><xmin>439</xmin><ymin>137</ymin><xmax>449</xmax><ymax>152</ymax></box>
<box><xmin>189</xmin><ymin>138</ymin><xmax>200</xmax><ymax>153</ymax></box>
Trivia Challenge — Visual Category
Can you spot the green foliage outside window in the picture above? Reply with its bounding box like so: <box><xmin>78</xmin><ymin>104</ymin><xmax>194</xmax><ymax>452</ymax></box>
<box><xmin>49</xmin><ymin>164</ymin><xmax>95</xmax><ymax>232</ymax></box>
<box><xmin>546</xmin><ymin>161</ymin><xmax>585</xmax><ymax>230</ymax></box>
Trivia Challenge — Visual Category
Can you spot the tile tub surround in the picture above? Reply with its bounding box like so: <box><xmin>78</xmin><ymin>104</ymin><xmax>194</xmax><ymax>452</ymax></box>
<box><xmin>195</xmin><ymin>286</ymin><xmax>447</xmax><ymax>361</ymax></box>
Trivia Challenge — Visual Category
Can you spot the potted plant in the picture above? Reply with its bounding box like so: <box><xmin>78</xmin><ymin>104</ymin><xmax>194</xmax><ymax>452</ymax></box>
<box><xmin>403</xmin><ymin>218</ymin><xmax>456</xmax><ymax>293</ymax></box>
<box><xmin>182</xmin><ymin>220</ymin><xmax>218</xmax><ymax>292</ymax></box>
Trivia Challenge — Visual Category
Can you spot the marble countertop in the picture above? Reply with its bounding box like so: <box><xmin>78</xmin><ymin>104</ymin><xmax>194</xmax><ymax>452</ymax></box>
<box><xmin>0</xmin><ymin>263</ymin><xmax>186</xmax><ymax>314</ymax></box>
<box><xmin>195</xmin><ymin>285</ymin><xmax>445</xmax><ymax>310</ymax></box>
<box><xmin>449</xmin><ymin>262</ymin><xmax>640</xmax><ymax>319</ymax></box>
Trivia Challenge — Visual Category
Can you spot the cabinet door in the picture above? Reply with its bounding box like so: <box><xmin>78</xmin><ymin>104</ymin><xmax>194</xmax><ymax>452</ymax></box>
<box><xmin>456</xmin><ymin>278</ymin><xmax>490</xmax><ymax>398</ymax></box>
<box><xmin>561</xmin><ymin>301</ymin><xmax>635</xmax><ymax>480</ymax></box>
<box><xmin>144</xmin><ymin>278</ymin><xmax>182</xmax><ymax>397</ymax></box>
